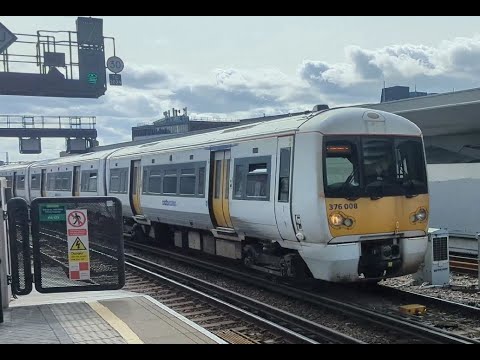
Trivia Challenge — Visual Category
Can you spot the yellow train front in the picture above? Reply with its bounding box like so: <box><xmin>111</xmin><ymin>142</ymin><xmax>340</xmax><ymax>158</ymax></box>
<box><xmin>293</xmin><ymin>108</ymin><xmax>429</xmax><ymax>282</ymax></box>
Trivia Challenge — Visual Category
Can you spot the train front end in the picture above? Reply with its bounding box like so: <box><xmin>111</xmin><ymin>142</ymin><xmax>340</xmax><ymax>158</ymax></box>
<box><xmin>296</xmin><ymin>109</ymin><xmax>429</xmax><ymax>282</ymax></box>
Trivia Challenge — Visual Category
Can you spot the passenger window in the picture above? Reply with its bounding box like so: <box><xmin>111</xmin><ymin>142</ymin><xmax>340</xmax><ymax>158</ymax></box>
<box><xmin>234</xmin><ymin>164</ymin><xmax>244</xmax><ymax>198</ymax></box>
<box><xmin>246</xmin><ymin>163</ymin><xmax>268</xmax><ymax>198</ymax></box>
<box><xmin>214</xmin><ymin>160</ymin><xmax>222</xmax><ymax>199</ymax></box>
<box><xmin>278</xmin><ymin>148</ymin><xmax>291</xmax><ymax>202</ymax></box>
<box><xmin>55</xmin><ymin>174</ymin><xmax>63</xmax><ymax>190</ymax></box>
<box><xmin>148</xmin><ymin>169</ymin><xmax>162</xmax><ymax>194</ymax></box>
<box><xmin>163</xmin><ymin>169</ymin><xmax>177</xmax><ymax>194</ymax></box>
<box><xmin>17</xmin><ymin>176</ymin><xmax>25</xmax><ymax>190</ymax></box>
<box><xmin>88</xmin><ymin>173</ymin><xmax>97</xmax><ymax>192</ymax></box>
<box><xmin>198</xmin><ymin>167</ymin><xmax>205</xmax><ymax>196</ymax></box>
<box><xmin>62</xmin><ymin>173</ymin><xmax>71</xmax><ymax>191</ymax></box>
<box><xmin>180</xmin><ymin>168</ymin><xmax>195</xmax><ymax>195</ymax></box>
<box><xmin>224</xmin><ymin>160</ymin><xmax>230</xmax><ymax>199</ymax></box>
<box><xmin>111</xmin><ymin>174</ymin><xmax>120</xmax><ymax>192</ymax></box>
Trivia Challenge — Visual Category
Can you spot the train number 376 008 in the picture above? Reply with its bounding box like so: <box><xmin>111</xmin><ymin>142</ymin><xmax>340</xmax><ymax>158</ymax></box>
<box><xmin>329</xmin><ymin>203</ymin><xmax>358</xmax><ymax>210</ymax></box>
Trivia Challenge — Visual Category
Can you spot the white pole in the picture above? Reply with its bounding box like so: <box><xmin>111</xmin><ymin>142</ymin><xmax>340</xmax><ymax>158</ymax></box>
<box><xmin>0</xmin><ymin>177</ymin><xmax>10</xmax><ymax>309</ymax></box>
<box><xmin>477</xmin><ymin>233</ymin><xmax>480</xmax><ymax>288</ymax></box>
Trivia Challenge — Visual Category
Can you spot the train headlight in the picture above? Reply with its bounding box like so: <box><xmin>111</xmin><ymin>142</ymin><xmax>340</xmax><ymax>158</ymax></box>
<box><xmin>415</xmin><ymin>208</ymin><xmax>428</xmax><ymax>222</ymax></box>
<box><xmin>329</xmin><ymin>213</ymin><xmax>344</xmax><ymax>226</ymax></box>
<box><xmin>343</xmin><ymin>218</ymin><xmax>353</xmax><ymax>227</ymax></box>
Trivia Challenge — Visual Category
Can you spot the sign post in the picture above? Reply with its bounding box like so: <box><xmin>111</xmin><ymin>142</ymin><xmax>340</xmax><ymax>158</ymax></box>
<box><xmin>66</xmin><ymin>209</ymin><xmax>90</xmax><ymax>281</ymax></box>
<box><xmin>0</xmin><ymin>177</ymin><xmax>9</xmax><ymax>321</ymax></box>
<box><xmin>0</xmin><ymin>22</ymin><xmax>17</xmax><ymax>54</ymax></box>
<box><xmin>107</xmin><ymin>56</ymin><xmax>123</xmax><ymax>87</ymax></box>
<box><xmin>477</xmin><ymin>233</ymin><xmax>480</xmax><ymax>288</ymax></box>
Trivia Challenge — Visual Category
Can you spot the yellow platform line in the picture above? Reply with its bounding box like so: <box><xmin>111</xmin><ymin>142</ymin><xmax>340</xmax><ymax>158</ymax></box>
<box><xmin>88</xmin><ymin>301</ymin><xmax>144</xmax><ymax>344</ymax></box>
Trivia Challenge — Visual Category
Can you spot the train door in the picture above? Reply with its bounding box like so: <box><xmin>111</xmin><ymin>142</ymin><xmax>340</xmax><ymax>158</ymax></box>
<box><xmin>72</xmin><ymin>166</ymin><xmax>81</xmax><ymax>196</ymax></box>
<box><xmin>274</xmin><ymin>136</ymin><xmax>297</xmax><ymax>241</ymax></box>
<box><xmin>12</xmin><ymin>172</ymin><xmax>17</xmax><ymax>197</ymax></box>
<box><xmin>210</xmin><ymin>150</ymin><xmax>233</xmax><ymax>228</ymax></box>
<box><xmin>40</xmin><ymin>169</ymin><xmax>47</xmax><ymax>197</ymax></box>
<box><xmin>129</xmin><ymin>160</ymin><xmax>143</xmax><ymax>215</ymax></box>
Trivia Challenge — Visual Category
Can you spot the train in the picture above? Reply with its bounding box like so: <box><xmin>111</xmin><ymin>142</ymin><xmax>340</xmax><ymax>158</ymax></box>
<box><xmin>0</xmin><ymin>107</ymin><xmax>430</xmax><ymax>282</ymax></box>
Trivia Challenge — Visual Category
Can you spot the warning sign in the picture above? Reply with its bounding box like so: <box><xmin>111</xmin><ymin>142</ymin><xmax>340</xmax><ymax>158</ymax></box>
<box><xmin>71</xmin><ymin>237</ymin><xmax>87</xmax><ymax>250</ymax></box>
<box><xmin>68</xmin><ymin>229</ymin><xmax>87</xmax><ymax>236</ymax></box>
<box><xmin>68</xmin><ymin>211</ymin><xmax>86</xmax><ymax>227</ymax></box>
<box><xmin>66</xmin><ymin>209</ymin><xmax>90</xmax><ymax>281</ymax></box>
<box><xmin>69</xmin><ymin>251</ymin><xmax>89</xmax><ymax>262</ymax></box>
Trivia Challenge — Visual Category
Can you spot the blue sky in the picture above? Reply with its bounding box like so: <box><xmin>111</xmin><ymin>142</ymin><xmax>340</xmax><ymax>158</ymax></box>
<box><xmin>1</xmin><ymin>16</ymin><xmax>480</xmax><ymax>161</ymax></box>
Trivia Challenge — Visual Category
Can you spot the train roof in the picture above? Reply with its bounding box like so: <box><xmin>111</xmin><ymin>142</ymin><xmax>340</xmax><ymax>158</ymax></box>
<box><xmin>110</xmin><ymin>107</ymin><xmax>421</xmax><ymax>158</ymax></box>
<box><xmin>0</xmin><ymin>108</ymin><xmax>422</xmax><ymax>170</ymax></box>
<box><xmin>299</xmin><ymin>107</ymin><xmax>422</xmax><ymax>136</ymax></box>
<box><xmin>30</xmin><ymin>149</ymin><xmax>117</xmax><ymax>168</ymax></box>
<box><xmin>0</xmin><ymin>162</ymin><xmax>34</xmax><ymax>172</ymax></box>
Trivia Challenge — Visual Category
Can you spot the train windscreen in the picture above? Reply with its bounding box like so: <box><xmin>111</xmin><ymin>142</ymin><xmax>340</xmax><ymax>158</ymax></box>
<box><xmin>324</xmin><ymin>136</ymin><xmax>428</xmax><ymax>199</ymax></box>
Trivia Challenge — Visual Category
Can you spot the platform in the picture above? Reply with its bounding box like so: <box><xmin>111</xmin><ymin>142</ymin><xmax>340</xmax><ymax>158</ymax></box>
<box><xmin>0</xmin><ymin>290</ymin><xmax>226</xmax><ymax>344</ymax></box>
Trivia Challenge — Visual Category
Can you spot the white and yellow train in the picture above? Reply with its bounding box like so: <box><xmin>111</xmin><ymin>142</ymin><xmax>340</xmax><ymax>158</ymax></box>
<box><xmin>0</xmin><ymin>107</ymin><xmax>429</xmax><ymax>282</ymax></box>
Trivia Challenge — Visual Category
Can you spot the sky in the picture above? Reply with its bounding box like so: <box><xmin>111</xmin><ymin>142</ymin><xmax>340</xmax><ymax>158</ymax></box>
<box><xmin>1</xmin><ymin>16</ymin><xmax>480</xmax><ymax>162</ymax></box>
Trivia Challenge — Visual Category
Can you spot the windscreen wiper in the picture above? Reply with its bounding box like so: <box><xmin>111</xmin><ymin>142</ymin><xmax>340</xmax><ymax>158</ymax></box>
<box><xmin>402</xmin><ymin>179</ymin><xmax>419</xmax><ymax>198</ymax></box>
<box><xmin>339</xmin><ymin>167</ymin><xmax>360</xmax><ymax>200</ymax></box>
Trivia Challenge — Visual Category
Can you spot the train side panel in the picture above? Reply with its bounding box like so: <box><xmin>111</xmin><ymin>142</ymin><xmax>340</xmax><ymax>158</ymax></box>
<box><xmin>229</xmin><ymin>137</ymin><xmax>281</xmax><ymax>241</ymax></box>
<box><xmin>139</xmin><ymin>149</ymin><xmax>213</xmax><ymax>231</ymax></box>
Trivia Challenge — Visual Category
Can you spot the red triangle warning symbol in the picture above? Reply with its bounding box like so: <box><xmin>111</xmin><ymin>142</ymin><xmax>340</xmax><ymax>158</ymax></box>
<box><xmin>70</xmin><ymin>237</ymin><xmax>87</xmax><ymax>251</ymax></box>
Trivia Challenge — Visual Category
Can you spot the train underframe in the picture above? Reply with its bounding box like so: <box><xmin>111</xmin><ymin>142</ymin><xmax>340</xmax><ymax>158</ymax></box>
<box><xmin>126</xmin><ymin>218</ymin><xmax>427</xmax><ymax>283</ymax></box>
<box><xmin>126</xmin><ymin>218</ymin><xmax>310</xmax><ymax>280</ymax></box>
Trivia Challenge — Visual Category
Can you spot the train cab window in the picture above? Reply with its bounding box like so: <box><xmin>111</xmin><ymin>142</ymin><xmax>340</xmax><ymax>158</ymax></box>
<box><xmin>324</xmin><ymin>140</ymin><xmax>360</xmax><ymax>197</ymax></box>
<box><xmin>393</xmin><ymin>138</ymin><xmax>428</xmax><ymax>194</ymax></box>
<box><xmin>180</xmin><ymin>168</ymin><xmax>195</xmax><ymax>195</ymax></box>
<box><xmin>198</xmin><ymin>167</ymin><xmax>205</xmax><ymax>196</ymax></box>
<box><xmin>362</xmin><ymin>139</ymin><xmax>396</xmax><ymax>186</ymax></box>
<box><xmin>163</xmin><ymin>169</ymin><xmax>177</xmax><ymax>194</ymax></box>
<box><xmin>246</xmin><ymin>163</ymin><xmax>268</xmax><ymax>198</ymax></box>
<box><xmin>278</xmin><ymin>148</ymin><xmax>291</xmax><ymax>202</ymax></box>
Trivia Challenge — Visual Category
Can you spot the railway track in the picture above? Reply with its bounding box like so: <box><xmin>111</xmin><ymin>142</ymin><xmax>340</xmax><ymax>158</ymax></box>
<box><xmin>35</xmin><ymin>230</ymin><xmax>363</xmax><ymax>344</ymax></box>
<box><xmin>125</xmin><ymin>240</ymin><xmax>479</xmax><ymax>344</ymax></box>
<box><xmin>125</xmin><ymin>254</ymin><xmax>363</xmax><ymax>344</ymax></box>
<box><xmin>449</xmin><ymin>253</ymin><xmax>478</xmax><ymax>274</ymax></box>
<box><xmin>32</xmin><ymin>228</ymin><xmax>480</xmax><ymax>344</ymax></box>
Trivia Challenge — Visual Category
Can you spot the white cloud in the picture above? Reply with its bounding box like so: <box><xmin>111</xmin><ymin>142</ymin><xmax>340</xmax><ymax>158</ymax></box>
<box><xmin>3</xmin><ymin>33</ymin><xmax>480</xmax><ymax>162</ymax></box>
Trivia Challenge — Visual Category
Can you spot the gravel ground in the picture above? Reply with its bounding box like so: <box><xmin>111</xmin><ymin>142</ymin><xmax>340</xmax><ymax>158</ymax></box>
<box><xmin>381</xmin><ymin>273</ymin><xmax>480</xmax><ymax>307</ymax></box>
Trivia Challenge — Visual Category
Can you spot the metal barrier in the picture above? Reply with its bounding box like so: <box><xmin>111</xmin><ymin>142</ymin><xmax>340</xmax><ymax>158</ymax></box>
<box><xmin>0</xmin><ymin>177</ymin><xmax>9</xmax><ymax>323</ymax></box>
<box><xmin>0</xmin><ymin>258</ymin><xmax>3</xmax><ymax>323</ymax></box>
<box><xmin>30</xmin><ymin>197</ymin><xmax>125</xmax><ymax>293</ymax></box>
<box><xmin>6</xmin><ymin>198</ymin><xmax>32</xmax><ymax>296</ymax></box>
<box><xmin>477</xmin><ymin>233</ymin><xmax>480</xmax><ymax>286</ymax></box>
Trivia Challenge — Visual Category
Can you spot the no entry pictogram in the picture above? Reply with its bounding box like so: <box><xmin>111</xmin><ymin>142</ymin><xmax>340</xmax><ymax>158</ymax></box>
<box><xmin>67</xmin><ymin>210</ymin><xmax>86</xmax><ymax>227</ymax></box>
